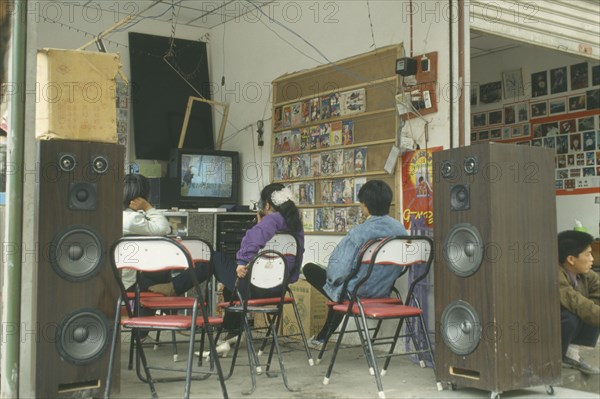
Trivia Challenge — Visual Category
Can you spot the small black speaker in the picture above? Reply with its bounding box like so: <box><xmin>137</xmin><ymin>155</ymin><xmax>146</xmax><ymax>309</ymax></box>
<box><xmin>148</xmin><ymin>177</ymin><xmax>179</xmax><ymax>209</ymax></box>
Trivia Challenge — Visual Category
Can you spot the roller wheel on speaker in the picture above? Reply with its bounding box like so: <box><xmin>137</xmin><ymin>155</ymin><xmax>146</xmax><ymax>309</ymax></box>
<box><xmin>545</xmin><ymin>385</ymin><xmax>554</xmax><ymax>395</ymax></box>
<box><xmin>447</xmin><ymin>382</ymin><xmax>457</xmax><ymax>391</ymax></box>
<box><xmin>490</xmin><ymin>391</ymin><xmax>501</xmax><ymax>399</ymax></box>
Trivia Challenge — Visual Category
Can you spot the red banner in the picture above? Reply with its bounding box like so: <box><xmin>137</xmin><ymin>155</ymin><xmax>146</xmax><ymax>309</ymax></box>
<box><xmin>401</xmin><ymin>147</ymin><xmax>442</xmax><ymax>234</ymax></box>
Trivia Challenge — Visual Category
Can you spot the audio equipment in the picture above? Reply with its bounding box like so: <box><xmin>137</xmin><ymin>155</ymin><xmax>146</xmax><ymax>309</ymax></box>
<box><xmin>36</xmin><ymin>140</ymin><xmax>123</xmax><ymax>398</ymax></box>
<box><xmin>147</xmin><ymin>177</ymin><xmax>179</xmax><ymax>209</ymax></box>
<box><xmin>433</xmin><ymin>142</ymin><xmax>561</xmax><ymax>395</ymax></box>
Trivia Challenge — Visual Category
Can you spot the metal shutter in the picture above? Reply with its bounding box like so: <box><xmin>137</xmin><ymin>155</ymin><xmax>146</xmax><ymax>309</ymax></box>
<box><xmin>469</xmin><ymin>0</ymin><xmax>599</xmax><ymax>59</ymax></box>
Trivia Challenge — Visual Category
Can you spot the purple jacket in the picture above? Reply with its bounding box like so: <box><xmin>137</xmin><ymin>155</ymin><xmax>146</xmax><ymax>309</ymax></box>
<box><xmin>236</xmin><ymin>212</ymin><xmax>305</xmax><ymax>283</ymax></box>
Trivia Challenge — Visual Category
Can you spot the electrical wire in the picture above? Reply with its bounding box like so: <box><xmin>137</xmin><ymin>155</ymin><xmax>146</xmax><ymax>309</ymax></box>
<box><xmin>366</xmin><ymin>0</ymin><xmax>377</xmax><ymax>49</ymax></box>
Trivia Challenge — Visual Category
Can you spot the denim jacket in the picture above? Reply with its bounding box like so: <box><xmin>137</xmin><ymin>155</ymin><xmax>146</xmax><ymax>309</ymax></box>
<box><xmin>324</xmin><ymin>215</ymin><xmax>408</xmax><ymax>301</ymax></box>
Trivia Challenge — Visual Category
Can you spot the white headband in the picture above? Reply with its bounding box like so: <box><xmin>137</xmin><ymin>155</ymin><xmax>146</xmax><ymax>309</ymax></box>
<box><xmin>271</xmin><ymin>187</ymin><xmax>294</xmax><ymax>206</ymax></box>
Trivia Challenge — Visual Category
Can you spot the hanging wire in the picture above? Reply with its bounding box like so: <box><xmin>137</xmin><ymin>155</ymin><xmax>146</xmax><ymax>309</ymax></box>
<box><xmin>366</xmin><ymin>0</ymin><xmax>377</xmax><ymax>49</ymax></box>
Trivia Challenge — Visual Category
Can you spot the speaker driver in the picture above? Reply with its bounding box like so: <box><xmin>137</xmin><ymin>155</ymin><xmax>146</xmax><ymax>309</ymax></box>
<box><xmin>450</xmin><ymin>184</ymin><xmax>470</xmax><ymax>211</ymax></box>
<box><xmin>463</xmin><ymin>156</ymin><xmax>479</xmax><ymax>175</ymax></box>
<box><xmin>69</xmin><ymin>181</ymin><xmax>98</xmax><ymax>211</ymax></box>
<box><xmin>58</xmin><ymin>154</ymin><xmax>76</xmax><ymax>172</ymax></box>
<box><xmin>91</xmin><ymin>155</ymin><xmax>109</xmax><ymax>174</ymax></box>
<box><xmin>441</xmin><ymin>160</ymin><xmax>456</xmax><ymax>179</ymax></box>
<box><xmin>50</xmin><ymin>225</ymin><xmax>104</xmax><ymax>281</ymax></box>
<box><xmin>443</xmin><ymin>223</ymin><xmax>484</xmax><ymax>277</ymax></box>
<box><xmin>441</xmin><ymin>300</ymin><xmax>482</xmax><ymax>356</ymax></box>
<box><xmin>56</xmin><ymin>308</ymin><xmax>109</xmax><ymax>365</ymax></box>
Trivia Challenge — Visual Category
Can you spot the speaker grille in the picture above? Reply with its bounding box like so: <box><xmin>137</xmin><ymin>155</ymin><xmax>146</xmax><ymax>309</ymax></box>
<box><xmin>50</xmin><ymin>225</ymin><xmax>104</xmax><ymax>281</ymax></box>
<box><xmin>443</xmin><ymin>223</ymin><xmax>483</xmax><ymax>277</ymax></box>
<box><xmin>440</xmin><ymin>300</ymin><xmax>482</xmax><ymax>356</ymax></box>
<box><xmin>56</xmin><ymin>308</ymin><xmax>109</xmax><ymax>365</ymax></box>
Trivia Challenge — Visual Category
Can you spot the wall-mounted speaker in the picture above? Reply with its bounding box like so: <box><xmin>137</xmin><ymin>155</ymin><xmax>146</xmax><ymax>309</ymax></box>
<box><xmin>36</xmin><ymin>140</ymin><xmax>123</xmax><ymax>398</ymax></box>
<box><xmin>433</xmin><ymin>142</ymin><xmax>561</xmax><ymax>394</ymax></box>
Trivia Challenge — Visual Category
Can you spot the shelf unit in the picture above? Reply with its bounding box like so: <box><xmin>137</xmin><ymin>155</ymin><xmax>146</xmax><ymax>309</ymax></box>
<box><xmin>271</xmin><ymin>44</ymin><xmax>404</xmax><ymax>234</ymax></box>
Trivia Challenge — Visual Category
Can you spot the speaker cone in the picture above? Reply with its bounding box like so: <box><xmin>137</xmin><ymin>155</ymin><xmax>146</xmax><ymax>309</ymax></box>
<box><xmin>463</xmin><ymin>156</ymin><xmax>479</xmax><ymax>175</ymax></box>
<box><xmin>50</xmin><ymin>225</ymin><xmax>104</xmax><ymax>281</ymax></box>
<box><xmin>441</xmin><ymin>160</ymin><xmax>456</xmax><ymax>179</ymax></box>
<box><xmin>56</xmin><ymin>308</ymin><xmax>109</xmax><ymax>365</ymax></box>
<box><xmin>91</xmin><ymin>155</ymin><xmax>109</xmax><ymax>174</ymax></box>
<box><xmin>69</xmin><ymin>181</ymin><xmax>98</xmax><ymax>211</ymax></box>
<box><xmin>443</xmin><ymin>223</ymin><xmax>483</xmax><ymax>277</ymax></box>
<box><xmin>450</xmin><ymin>184</ymin><xmax>470</xmax><ymax>211</ymax></box>
<box><xmin>58</xmin><ymin>154</ymin><xmax>76</xmax><ymax>172</ymax></box>
<box><xmin>440</xmin><ymin>300</ymin><xmax>481</xmax><ymax>356</ymax></box>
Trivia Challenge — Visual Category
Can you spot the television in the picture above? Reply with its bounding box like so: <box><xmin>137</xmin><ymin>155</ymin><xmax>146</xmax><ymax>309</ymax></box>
<box><xmin>168</xmin><ymin>148</ymin><xmax>240</xmax><ymax>209</ymax></box>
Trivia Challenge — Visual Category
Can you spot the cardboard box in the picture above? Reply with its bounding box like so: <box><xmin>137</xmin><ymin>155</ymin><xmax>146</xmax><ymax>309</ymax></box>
<box><xmin>36</xmin><ymin>49</ymin><xmax>120</xmax><ymax>143</ymax></box>
<box><xmin>251</xmin><ymin>279</ymin><xmax>328</xmax><ymax>340</ymax></box>
<box><xmin>282</xmin><ymin>279</ymin><xmax>328</xmax><ymax>340</ymax></box>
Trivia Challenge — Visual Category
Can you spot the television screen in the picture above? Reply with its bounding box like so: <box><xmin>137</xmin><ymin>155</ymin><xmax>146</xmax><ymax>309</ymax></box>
<box><xmin>181</xmin><ymin>154</ymin><xmax>233</xmax><ymax>198</ymax></box>
<box><xmin>169</xmin><ymin>149</ymin><xmax>239</xmax><ymax>208</ymax></box>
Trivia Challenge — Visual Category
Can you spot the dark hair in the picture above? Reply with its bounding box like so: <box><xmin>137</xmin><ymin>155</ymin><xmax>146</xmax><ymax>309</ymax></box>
<box><xmin>261</xmin><ymin>182</ymin><xmax>302</xmax><ymax>233</ymax></box>
<box><xmin>357</xmin><ymin>180</ymin><xmax>392</xmax><ymax>216</ymax></box>
<box><xmin>558</xmin><ymin>230</ymin><xmax>594</xmax><ymax>264</ymax></box>
<box><xmin>123</xmin><ymin>173</ymin><xmax>150</xmax><ymax>209</ymax></box>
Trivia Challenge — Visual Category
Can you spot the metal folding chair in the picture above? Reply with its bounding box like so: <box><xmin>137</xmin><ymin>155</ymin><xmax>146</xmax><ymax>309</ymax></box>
<box><xmin>135</xmin><ymin>237</ymin><xmax>214</xmax><ymax>363</ymax></box>
<box><xmin>251</xmin><ymin>233</ymin><xmax>314</xmax><ymax>366</ymax></box>
<box><xmin>315</xmin><ymin>238</ymin><xmax>405</xmax><ymax>364</ymax></box>
<box><xmin>105</xmin><ymin>236</ymin><xmax>228</xmax><ymax>399</ymax></box>
<box><xmin>219</xmin><ymin>248</ymin><xmax>298</xmax><ymax>395</ymax></box>
<box><xmin>321</xmin><ymin>235</ymin><xmax>437</xmax><ymax>399</ymax></box>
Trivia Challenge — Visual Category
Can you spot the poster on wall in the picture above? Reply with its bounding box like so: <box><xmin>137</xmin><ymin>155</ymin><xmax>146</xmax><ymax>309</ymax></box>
<box><xmin>400</xmin><ymin>147</ymin><xmax>442</xmax><ymax>236</ymax></box>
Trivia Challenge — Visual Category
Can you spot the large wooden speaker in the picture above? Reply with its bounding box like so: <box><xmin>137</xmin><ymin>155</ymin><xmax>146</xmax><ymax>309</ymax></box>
<box><xmin>433</xmin><ymin>142</ymin><xmax>561</xmax><ymax>394</ymax></box>
<box><xmin>36</xmin><ymin>140</ymin><xmax>123</xmax><ymax>398</ymax></box>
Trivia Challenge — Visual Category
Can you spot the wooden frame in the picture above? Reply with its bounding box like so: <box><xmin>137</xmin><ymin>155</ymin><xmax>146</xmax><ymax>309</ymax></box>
<box><xmin>179</xmin><ymin>96</ymin><xmax>230</xmax><ymax>150</ymax></box>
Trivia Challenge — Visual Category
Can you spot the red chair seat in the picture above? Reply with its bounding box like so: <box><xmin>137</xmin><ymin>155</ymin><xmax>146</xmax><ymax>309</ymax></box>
<box><xmin>218</xmin><ymin>296</ymin><xmax>294</xmax><ymax>309</ymax></box>
<box><xmin>325</xmin><ymin>297</ymin><xmax>402</xmax><ymax>307</ymax></box>
<box><xmin>331</xmin><ymin>303</ymin><xmax>423</xmax><ymax>318</ymax></box>
<box><xmin>122</xmin><ymin>314</ymin><xmax>223</xmax><ymax>329</ymax></box>
<box><xmin>140</xmin><ymin>296</ymin><xmax>202</xmax><ymax>309</ymax></box>
<box><xmin>126</xmin><ymin>291</ymin><xmax>164</xmax><ymax>299</ymax></box>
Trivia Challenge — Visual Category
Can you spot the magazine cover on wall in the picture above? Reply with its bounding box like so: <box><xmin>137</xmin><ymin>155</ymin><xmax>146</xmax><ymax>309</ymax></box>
<box><xmin>400</xmin><ymin>147</ymin><xmax>442</xmax><ymax>236</ymax></box>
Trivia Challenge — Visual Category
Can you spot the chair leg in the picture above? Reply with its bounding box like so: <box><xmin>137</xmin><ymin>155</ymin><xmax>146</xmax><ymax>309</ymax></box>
<box><xmin>241</xmin><ymin>317</ymin><xmax>258</xmax><ymax>396</ymax></box>
<box><xmin>128</xmin><ymin>330</ymin><xmax>135</xmax><ymax>370</ymax></box>
<box><xmin>133</xmin><ymin>330</ymin><xmax>159</xmax><ymax>398</ymax></box>
<box><xmin>323</xmin><ymin>312</ymin><xmax>350</xmax><ymax>385</ymax></box>
<box><xmin>353</xmin><ymin>315</ymin><xmax>377</xmax><ymax>376</ymax></box>
<box><xmin>356</xmin><ymin>311</ymin><xmax>386</xmax><ymax>399</ymax></box>
<box><xmin>104</xmin><ymin>301</ymin><xmax>122</xmax><ymax>399</ymax></box>
<box><xmin>170</xmin><ymin>330</ymin><xmax>178</xmax><ymax>362</ymax></box>
<box><xmin>270</xmin><ymin>319</ymin><xmax>298</xmax><ymax>392</ymax></box>
<box><xmin>289</xmin><ymin>300</ymin><xmax>315</xmax><ymax>366</ymax></box>
<box><xmin>417</xmin><ymin>314</ymin><xmax>436</xmax><ymax>371</ymax></box>
<box><xmin>382</xmin><ymin>318</ymin><xmax>406</xmax><ymax>374</ymax></box>
<box><xmin>257</xmin><ymin>314</ymin><xmax>272</xmax><ymax>356</ymax></box>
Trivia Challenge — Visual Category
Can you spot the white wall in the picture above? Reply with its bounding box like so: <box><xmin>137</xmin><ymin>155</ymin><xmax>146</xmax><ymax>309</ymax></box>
<box><xmin>471</xmin><ymin>44</ymin><xmax>600</xmax><ymax>237</ymax></box>
<box><xmin>206</xmin><ymin>0</ymin><xmax>455</xmax><ymax>264</ymax></box>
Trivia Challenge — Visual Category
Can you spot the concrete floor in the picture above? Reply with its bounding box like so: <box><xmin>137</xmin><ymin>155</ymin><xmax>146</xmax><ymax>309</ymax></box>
<box><xmin>112</xmin><ymin>332</ymin><xmax>599</xmax><ymax>399</ymax></box>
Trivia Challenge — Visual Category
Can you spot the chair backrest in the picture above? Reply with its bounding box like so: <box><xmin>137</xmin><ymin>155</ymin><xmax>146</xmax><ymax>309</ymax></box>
<box><xmin>262</xmin><ymin>233</ymin><xmax>298</xmax><ymax>257</ymax></box>
<box><xmin>179</xmin><ymin>236</ymin><xmax>212</xmax><ymax>263</ymax></box>
<box><xmin>249</xmin><ymin>250</ymin><xmax>288</xmax><ymax>290</ymax></box>
<box><xmin>261</xmin><ymin>232</ymin><xmax>302</xmax><ymax>280</ymax></box>
<box><xmin>111</xmin><ymin>236</ymin><xmax>193</xmax><ymax>273</ymax></box>
<box><xmin>351</xmin><ymin>235</ymin><xmax>434</xmax><ymax>302</ymax></box>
